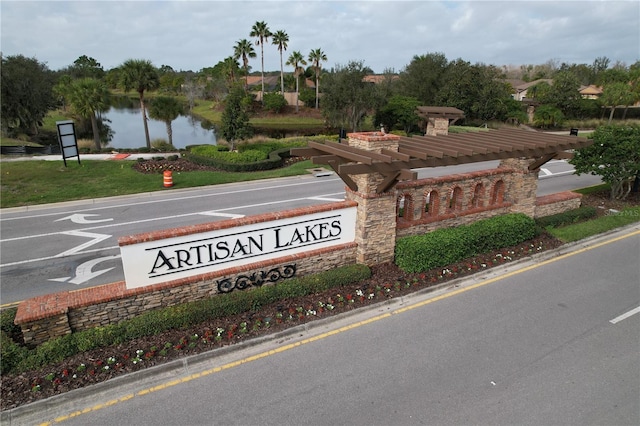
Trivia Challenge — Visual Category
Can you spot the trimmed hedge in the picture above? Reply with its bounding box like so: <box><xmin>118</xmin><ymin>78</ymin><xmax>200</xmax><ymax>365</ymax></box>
<box><xmin>395</xmin><ymin>213</ymin><xmax>537</xmax><ymax>273</ymax></box>
<box><xmin>1</xmin><ymin>264</ymin><xmax>370</xmax><ymax>375</ymax></box>
<box><xmin>186</xmin><ymin>139</ymin><xmax>311</xmax><ymax>172</ymax></box>
<box><xmin>186</xmin><ymin>146</ymin><xmax>292</xmax><ymax>172</ymax></box>
<box><xmin>535</xmin><ymin>206</ymin><xmax>597</xmax><ymax>229</ymax></box>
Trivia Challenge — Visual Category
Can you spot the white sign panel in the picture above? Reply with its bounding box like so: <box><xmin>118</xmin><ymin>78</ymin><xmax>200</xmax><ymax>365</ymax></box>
<box><xmin>120</xmin><ymin>207</ymin><xmax>357</xmax><ymax>289</ymax></box>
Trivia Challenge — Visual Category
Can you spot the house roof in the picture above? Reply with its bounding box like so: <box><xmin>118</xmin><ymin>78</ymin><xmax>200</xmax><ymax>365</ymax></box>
<box><xmin>513</xmin><ymin>79</ymin><xmax>553</xmax><ymax>92</ymax></box>
<box><xmin>579</xmin><ymin>85</ymin><xmax>603</xmax><ymax>95</ymax></box>
<box><xmin>363</xmin><ymin>74</ymin><xmax>400</xmax><ymax>84</ymax></box>
<box><xmin>245</xmin><ymin>76</ymin><xmax>280</xmax><ymax>87</ymax></box>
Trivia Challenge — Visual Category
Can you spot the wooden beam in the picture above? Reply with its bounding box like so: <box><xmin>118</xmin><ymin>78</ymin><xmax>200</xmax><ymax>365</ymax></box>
<box><xmin>381</xmin><ymin>148</ymin><xmax>411</xmax><ymax>161</ymax></box>
<box><xmin>315</xmin><ymin>141</ymin><xmax>395</xmax><ymax>163</ymax></box>
<box><xmin>327</xmin><ymin>159</ymin><xmax>358</xmax><ymax>191</ymax></box>
<box><xmin>528</xmin><ymin>153</ymin><xmax>558</xmax><ymax>170</ymax></box>
<box><xmin>377</xmin><ymin>171</ymin><xmax>401</xmax><ymax>194</ymax></box>
<box><xmin>307</xmin><ymin>141</ymin><xmax>375</xmax><ymax>165</ymax></box>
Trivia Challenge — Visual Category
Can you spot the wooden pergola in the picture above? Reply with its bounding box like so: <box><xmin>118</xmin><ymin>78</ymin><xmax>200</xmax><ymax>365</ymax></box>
<box><xmin>291</xmin><ymin>128</ymin><xmax>593</xmax><ymax>193</ymax></box>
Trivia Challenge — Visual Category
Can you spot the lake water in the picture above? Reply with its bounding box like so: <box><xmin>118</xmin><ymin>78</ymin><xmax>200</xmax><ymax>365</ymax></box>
<box><xmin>103</xmin><ymin>107</ymin><xmax>217</xmax><ymax>150</ymax></box>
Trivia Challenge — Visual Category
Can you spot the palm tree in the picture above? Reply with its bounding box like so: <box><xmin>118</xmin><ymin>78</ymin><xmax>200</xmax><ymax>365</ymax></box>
<box><xmin>233</xmin><ymin>39</ymin><xmax>256</xmax><ymax>91</ymax></box>
<box><xmin>308</xmin><ymin>48</ymin><xmax>327</xmax><ymax>109</ymax></box>
<box><xmin>250</xmin><ymin>21</ymin><xmax>271</xmax><ymax>103</ymax></box>
<box><xmin>118</xmin><ymin>59</ymin><xmax>160</xmax><ymax>149</ymax></box>
<box><xmin>286</xmin><ymin>51</ymin><xmax>307</xmax><ymax>113</ymax></box>
<box><xmin>272</xmin><ymin>30</ymin><xmax>289</xmax><ymax>94</ymax></box>
<box><xmin>148</xmin><ymin>96</ymin><xmax>183</xmax><ymax>147</ymax></box>
<box><xmin>67</xmin><ymin>78</ymin><xmax>110</xmax><ymax>151</ymax></box>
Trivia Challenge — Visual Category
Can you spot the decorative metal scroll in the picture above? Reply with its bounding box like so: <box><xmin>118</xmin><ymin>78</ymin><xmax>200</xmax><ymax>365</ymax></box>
<box><xmin>217</xmin><ymin>264</ymin><xmax>297</xmax><ymax>294</ymax></box>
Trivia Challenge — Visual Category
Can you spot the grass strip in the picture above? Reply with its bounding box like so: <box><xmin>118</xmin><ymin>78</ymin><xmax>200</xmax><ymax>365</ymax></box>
<box><xmin>548</xmin><ymin>206</ymin><xmax>640</xmax><ymax>242</ymax></box>
<box><xmin>0</xmin><ymin>159</ymin><xmax>313</xmax><ymax>208</ymax></box>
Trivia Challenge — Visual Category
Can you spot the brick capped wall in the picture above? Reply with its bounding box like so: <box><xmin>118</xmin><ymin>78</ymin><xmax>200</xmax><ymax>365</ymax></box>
<box><xmin>535</xmin><ymin>191</ymin><xmax>583</xmax><ymax>217</ymax></box>
<box><xmin>395</xmin><ymin>168</ymin><xmax>515</xmax><ymax>238</ymax></box>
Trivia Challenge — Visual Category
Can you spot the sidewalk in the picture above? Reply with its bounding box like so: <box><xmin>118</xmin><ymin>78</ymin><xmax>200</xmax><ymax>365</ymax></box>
<box><xmin>0</xmin><ymin>152</ymin><xmax>181</xmax><ymax>162</ymax></box>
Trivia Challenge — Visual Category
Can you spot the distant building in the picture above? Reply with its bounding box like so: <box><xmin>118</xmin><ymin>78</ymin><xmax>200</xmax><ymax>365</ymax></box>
<box><xmin>578</xmin><ymin>85</ymin><xmax>603</xmax><ymax>100</ymax></box>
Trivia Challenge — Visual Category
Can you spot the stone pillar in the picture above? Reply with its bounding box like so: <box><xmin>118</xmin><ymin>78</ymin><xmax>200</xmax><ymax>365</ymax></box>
<box><xmin>345</xmin><ymin>132</ymin><xmax>401</xmax><ymax>265</ymax></box>
<box><xmin>526</xmin><ymin>105</ymin><xmax>535</xmax><ymax>124</ymax></box>
<box><xmin>499</xmin><ymin>158</ymin><xmax>539</xmax><ymax>217</ymax></box>
<box><xmin>426</xmin><ymin>117</ymin><xmax>450</xmax><ymax>136</ymax></box>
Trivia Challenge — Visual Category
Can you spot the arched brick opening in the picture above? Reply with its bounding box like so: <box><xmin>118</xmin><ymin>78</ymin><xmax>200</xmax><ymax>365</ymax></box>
<box><xmin>423</xmin><ymin>189</ymin><xmax>439</xmax><ymax>217</ymax></box>
<box><xmin>448</xmin><ymin>186</ymin><xmax>463</xmax><ymax>212</ymax></box>
<box><xmin>471</xmin><ymin>183</ymin><xmax>484</xmax><ymax>208</ymax></box>
<box><xmin>397</xmin><ymin>193</ymin><xmax>414</xmax><ymax>221</ymax></box>
<box><xmin>491</xmin><ymin>180</ymin><xmax>505</xmax><ymax>205</ymax></box>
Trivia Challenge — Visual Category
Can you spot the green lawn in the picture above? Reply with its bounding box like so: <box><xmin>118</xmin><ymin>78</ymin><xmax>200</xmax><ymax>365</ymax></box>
<box><xmin>0</xmin><ymin>159</ymin><xmax>314</xmax><ymax>208</ymax></box>
<box><xmin>547</xmin><ymin>206</ymin><xmax>640</xmax><ymax>242</ymax></box>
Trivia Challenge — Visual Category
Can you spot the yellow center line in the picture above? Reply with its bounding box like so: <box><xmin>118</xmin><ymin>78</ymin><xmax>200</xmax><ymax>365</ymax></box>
<box><xmin>39</xmin><ymin>229</ymin><xmax>639</xmax><ymax>425</ymax></box>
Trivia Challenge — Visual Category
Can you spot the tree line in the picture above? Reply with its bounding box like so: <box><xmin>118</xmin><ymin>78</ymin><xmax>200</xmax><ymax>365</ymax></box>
<box><xmin>2</xmin><ymin>21</ymin><xmax>640</xmax><ymax>149</ymax></box>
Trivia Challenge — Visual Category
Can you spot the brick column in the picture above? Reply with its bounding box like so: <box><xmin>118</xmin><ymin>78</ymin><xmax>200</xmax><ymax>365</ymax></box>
<box><xmin>345</xmin><ymin>132</ymin><xmax>400</xmax><ymax>265</ymax></box>
<box><xmin>499</xmin><ymin>158</ymin><xmax>539</xmax><ymax>217</ymax></box>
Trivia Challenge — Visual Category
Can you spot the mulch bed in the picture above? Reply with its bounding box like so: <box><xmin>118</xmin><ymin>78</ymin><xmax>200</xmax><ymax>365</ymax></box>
<box><xmin>1</xmin><ymin>186</ymin><xmax>638</xmax><ymax>412</ymax></box>
<box><xmin>130</xmin><ymin>157</ymin><xmax>305</xmax><ymax>174</ymax></box>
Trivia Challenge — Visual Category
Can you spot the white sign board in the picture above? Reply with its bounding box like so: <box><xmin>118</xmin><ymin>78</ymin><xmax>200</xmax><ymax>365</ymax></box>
<box><xmin>120</xmin><ymin>207</ymin><xmax>357</xmax><ymax>289</ymax></box>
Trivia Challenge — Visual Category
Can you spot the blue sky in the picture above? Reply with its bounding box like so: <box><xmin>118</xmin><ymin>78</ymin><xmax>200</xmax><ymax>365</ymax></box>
<box><xmin>1</xmin><ymin>0</ymin><xmax>638</xmax><ymax>73</ymax></box>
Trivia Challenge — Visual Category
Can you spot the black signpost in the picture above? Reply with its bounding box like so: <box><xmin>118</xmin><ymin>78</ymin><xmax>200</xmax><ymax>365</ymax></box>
<box><xmin>56</xmin><ymin>120</ymin><xmax>81</xmax><ymax>166</ymax></box>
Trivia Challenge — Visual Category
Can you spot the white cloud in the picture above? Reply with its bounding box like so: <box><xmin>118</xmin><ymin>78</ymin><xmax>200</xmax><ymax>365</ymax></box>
<box><xmin>1</xmin><ymin>0</ymin><xmax>638</xmax><ymax>73</ymax></box>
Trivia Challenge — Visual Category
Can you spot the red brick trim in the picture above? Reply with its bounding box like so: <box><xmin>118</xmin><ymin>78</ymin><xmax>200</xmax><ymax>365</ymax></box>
<box><xmin>536</xmin><ymin>191</ymin><xmax>582</xmax><ymax>206</ymax></box>
<box><xmin>118</xmin><ymin>201</ymin><xmax>358</xmax><ymax>246</ymax></box>
<box><xmin>396</xmin><ymin>168</ymin><xmax>515</xmax><ymax>190</ymax></box>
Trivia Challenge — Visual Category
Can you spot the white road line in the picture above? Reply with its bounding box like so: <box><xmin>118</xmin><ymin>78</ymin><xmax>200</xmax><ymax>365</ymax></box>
<box><xmin>540</xmin><ymin>168</ymin><xmax>552</xmax><ymax>176</ymax></box>
<box><xmin>308</xmin><ymin>196</ymin><xmax>345</xmax><ymax>202</ymax></box>
<box><xmin>200</xmin><ymin>212</ymin><xmax>245</xmax><ymax>218</ymax></box>
<box><xmin>0</xmin><ymin>194</ymin><xmax>345</xmax><ymax>243</ymax></box>
<box><xmin>0</xmin><ymin>178</ymin><xmax>341</xmax><ymax>221</ymax></box>
<box><xmin>610</xmin><ymin>306</ymin><xmax>640</xmax><ymax>324</ymax></box>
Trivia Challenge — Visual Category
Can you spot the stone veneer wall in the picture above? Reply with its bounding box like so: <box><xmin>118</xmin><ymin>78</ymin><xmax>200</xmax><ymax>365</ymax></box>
<box><xmin>498</xmin><ymin>158</ymin><xmax>539</xmax><ymax>217</ymax></box>
<box><xmin>345</xmin><ymin>132</ymin><xmax>401</xmax><ymax>265</ymax></box>
<box><xmin>426</xmin><ymin>117</ymin><xmax>450</xmax><ymax>136</ymax></box>
<box><xmin>15</xmin><ymin>202</ymin><xmax>358</xmax><ymax>347</ymax></box>
<box><xmin>534</xmin><ymin>191</ymin><xmax>583</xmax><ymax>218</ymax></box>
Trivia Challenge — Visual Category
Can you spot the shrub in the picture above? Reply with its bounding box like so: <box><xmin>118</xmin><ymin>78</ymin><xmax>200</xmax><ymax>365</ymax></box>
<box><xmin>395</xmin><ymin>214</ymin><xmax>536</xmax><ymax>273</ymax></box>
<box><xmin>263</xmin><ymin>93</ymin><xmax>288</xmax><ymax>113</ymax></box>
<box><xmin>3</xmin><ymin>264</ymin><xmax>370</xmax><ymax>374</ymax></box>
<box><xmin>1</xmin><ymin>332</ymin><xmax>30</xmax><ymax>374</ymax></box>
<box><xmin>535</xmin><ymin>206</ymin><xmax>597</xmax><ymax>229</ymax></box>
<box><xmin>151</xmin><ymin>139</ymin><xmax>176</xmax><ymax>152</ymax></box>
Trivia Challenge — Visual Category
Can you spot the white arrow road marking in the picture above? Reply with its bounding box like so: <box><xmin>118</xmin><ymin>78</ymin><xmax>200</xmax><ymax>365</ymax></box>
<box><xmin>55</xmin><ymin>213</ymin><xmax>114</xmax><ymax>224</ymax></box>
<box><xmin>49</xmin><ymin>255</ymin><xmax>121</xmax><ymax>285</ymax></box>
<box><xmin>57</xmin><ymin>231</ymin><xmax>112</xmax><ymax>257</ymax></box>
<box><xmin>200</xmin><ymin>211</ymin><xmax>245</xmax><ymax>219</ymax></box>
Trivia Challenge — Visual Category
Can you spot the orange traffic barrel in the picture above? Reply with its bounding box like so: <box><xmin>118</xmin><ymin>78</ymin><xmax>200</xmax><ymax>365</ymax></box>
<box><xmin>163</xmin><ymin>170</ymin><xmax>173</xmax><ymax>187</ymax></box>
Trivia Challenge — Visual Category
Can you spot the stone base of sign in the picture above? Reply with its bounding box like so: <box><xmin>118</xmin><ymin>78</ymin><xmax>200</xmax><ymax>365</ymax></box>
<box><xmin>15</xmin><ymin>243</ymin><xmax>357</xmax><ymax>347</ymax></box>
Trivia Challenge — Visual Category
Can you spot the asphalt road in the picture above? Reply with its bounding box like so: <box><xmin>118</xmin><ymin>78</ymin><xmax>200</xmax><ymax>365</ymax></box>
<box><xmin>6</xmin><ymin>225</ymin><xmax>638</xmax><ymax>426</ymax></box>
<box><xmin>0</xmin><ymin>160</ymin><xmax>603</xmax><ymax>305</ymax></box>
